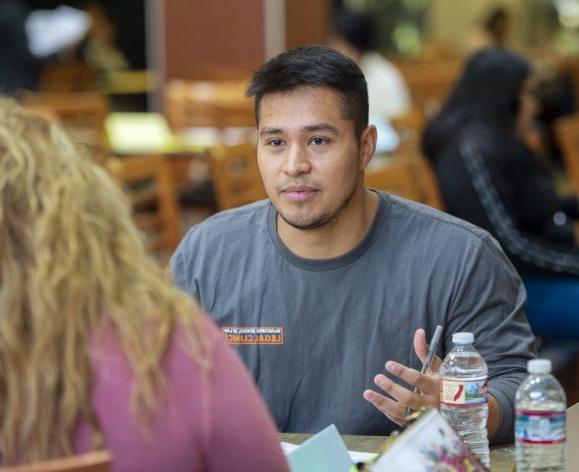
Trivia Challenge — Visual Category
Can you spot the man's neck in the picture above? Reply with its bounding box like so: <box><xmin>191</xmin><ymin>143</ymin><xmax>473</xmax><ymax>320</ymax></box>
<box><xmin>277</xmin><ymin>189</ymin><xmax>380</xmax><ymax>260</ymax></box>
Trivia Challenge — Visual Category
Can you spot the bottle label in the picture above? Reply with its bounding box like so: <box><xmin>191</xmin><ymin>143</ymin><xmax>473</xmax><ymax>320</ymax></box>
<box><xmin>515</xmin><ymin>410</ymin><xmax>566</xmax><ymax>444</ymax></box>
<box><xmin>440</xmin><ymin>377</ymin><xmax>488</xmax><ymax>406</ymax></box>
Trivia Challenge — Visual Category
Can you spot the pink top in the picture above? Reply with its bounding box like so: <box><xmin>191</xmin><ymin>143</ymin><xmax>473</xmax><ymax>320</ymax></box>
<box><xmin>75</xmin><ymin>313</ymin><xmax>288</xmax><ymax>472</ymax></box>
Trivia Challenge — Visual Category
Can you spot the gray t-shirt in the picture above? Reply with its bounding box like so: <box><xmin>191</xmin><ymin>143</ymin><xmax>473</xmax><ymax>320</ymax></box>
<box><xmin>171</xmin><ymin>192</ymin><xmax>536</xmax><ymax>443</ymax></box>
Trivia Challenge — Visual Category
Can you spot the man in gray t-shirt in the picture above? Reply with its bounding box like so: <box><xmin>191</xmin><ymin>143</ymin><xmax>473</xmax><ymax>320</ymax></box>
<box><xmin>171</xmin><ymin>46</ymin><xmax>535</xmax><ymax>443</ymax></box>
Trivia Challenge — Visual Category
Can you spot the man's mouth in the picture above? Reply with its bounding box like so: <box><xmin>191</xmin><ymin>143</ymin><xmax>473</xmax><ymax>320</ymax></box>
<box><xmin>281</xmin><ymin>186</ymin><xmax>318</xmax><ymax>202</ymax></box>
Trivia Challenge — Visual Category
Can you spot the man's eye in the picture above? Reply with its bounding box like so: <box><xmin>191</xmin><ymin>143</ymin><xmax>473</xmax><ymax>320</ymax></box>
<box><xmin>266</xmin><ymin>139</ymin><xmax>284</xmax><ymax>147</ymax></box>
<box><xmin>309</xmin><ymin>137</ymin><xmax>329</xmax><ymax>146</ymax></box>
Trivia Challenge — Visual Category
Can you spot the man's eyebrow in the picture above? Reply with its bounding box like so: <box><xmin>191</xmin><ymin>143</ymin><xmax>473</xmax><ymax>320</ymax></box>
<box><xmin>303</xmin><ymin>123</ymin><xmax>340</xmax><ymax>135</ymax></box>
<box><xmin>259</xmin><ymin>127</ymin><xmax>283</xmax><ymax>137</ymax></box>
<box><xmin>258</xmin><ymin>123</ymin><xmax>340</xmax><ymax>137</ymax></box>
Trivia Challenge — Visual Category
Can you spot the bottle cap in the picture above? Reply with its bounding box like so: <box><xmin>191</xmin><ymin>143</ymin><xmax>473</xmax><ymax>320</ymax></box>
<box><xmin>452</xmin><ymin>332</ymin><xmax>474</xmax><ymax>344</ymax></box>
<box><xmin>528</xmin><ymin>359</ymin><xmax>552</xmax><ymax>374</ymax></box>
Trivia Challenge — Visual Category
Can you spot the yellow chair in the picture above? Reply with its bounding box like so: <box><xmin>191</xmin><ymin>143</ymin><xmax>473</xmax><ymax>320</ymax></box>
<box><xmin>366</xmin><ymin>157</ymin><xmax>444</xmax><ymax>210</ymax></box>
<box><xmin>165</xmin><ymin>79</ymin><xmax>254</xmax><ymax>132</ymax></box>
<box><xmin>555</xmin><ymin>113</ymin><xmax>579</xmax><ymax>192</ymax></box>
<box><xmin>107</xmin><ymin>155</ymin><xmax>181</xmax><ymax>253</ymax></box>
<box><xmin>210</xmin><ymin>143</ymin><xmax>267</xmax><ymax>211</ymax></box>
<box><xmin>20</xmin><ymin>91</ymin><xmax>109</xmax><ymax>160</ymax></box>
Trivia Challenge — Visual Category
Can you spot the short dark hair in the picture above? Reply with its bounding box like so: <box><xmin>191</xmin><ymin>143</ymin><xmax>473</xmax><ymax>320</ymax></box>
<box><xmin>246</xmin><ymin>45</ymin><xmax>368</xmax><ymax>137</ymax></box>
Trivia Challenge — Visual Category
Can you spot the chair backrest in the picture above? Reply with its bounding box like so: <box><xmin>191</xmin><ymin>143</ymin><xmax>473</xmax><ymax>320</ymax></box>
<box><xmin>1</xmin><ymin>450</ymin><xmax>111</xmax><ymax>472</ymax></box>
<box><xmin>390</xmin><ymin>106</ymin><xmax>426</xmax><ymax>153</ymax></box>
<box><xmin>396</xmin><ymin>60</ymin><xmax>462</xmax><ymax>117</ymax></box>
<box><xmin>365</xmin><ymin>156</ymin><xmax>445</xmax><ymax>210</ymax></box>
<box><xmin>39</xmin><ymin>60</ymin><xmax>98</xmax><ymax>93</ymax></box>
<box><xmin>165</xmin><ymin>79</ymin><xmax>254</xmax><ymax>132</ymax></box>
<box><xmin>366</xmin><ymin>158</ymin><xmax>422</xmax><ymax>201</ymax></box>
<box><xmin>210</xmin><ymin>142</ymin><xmax>267</xmax><ymax>210</ymax></box>
<box><xmin>20</xmin><ymin>91</ymin><xmax>109</xmax><ymax>160</ymax></box>
<box><xmin>107</xmin><ymin>155</ymin><xmax>181</xmax><ymax>253</ymax></box>
<box><xmin>555</xmin><ymin>113</ymin><xmax>579</xmax><ymax>192</ymax></box>
<box><xmin>414</xmin><ymin>157</ymin><xmax>445</xmax><ymax>210</ymax></box>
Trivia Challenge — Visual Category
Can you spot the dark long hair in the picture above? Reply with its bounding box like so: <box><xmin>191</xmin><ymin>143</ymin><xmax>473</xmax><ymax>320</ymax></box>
<box><xmin>422</xmin><ymin>48</ymin><xmax>531</xmax><ymax>160</ymax></box>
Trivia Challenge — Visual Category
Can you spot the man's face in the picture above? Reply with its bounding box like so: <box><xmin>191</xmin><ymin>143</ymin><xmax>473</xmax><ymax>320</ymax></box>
<box><xmin>257</xmin><ymin>86</ymin><xmax>372</xmax><ymax>230</ymax></box>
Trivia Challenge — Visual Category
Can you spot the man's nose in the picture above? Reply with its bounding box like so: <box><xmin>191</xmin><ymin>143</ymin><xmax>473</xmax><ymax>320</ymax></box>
<box><xmin>282</xmin><ymin>144</ymin><xmax>311</xmax><ymax>176</ymax></box>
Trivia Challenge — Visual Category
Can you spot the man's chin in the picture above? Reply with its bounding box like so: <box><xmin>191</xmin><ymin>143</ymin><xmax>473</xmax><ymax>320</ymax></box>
<box><xmin>278</xmin><ymin>211</ymin><xmax>331</xmax><ymax>231</ymax></box>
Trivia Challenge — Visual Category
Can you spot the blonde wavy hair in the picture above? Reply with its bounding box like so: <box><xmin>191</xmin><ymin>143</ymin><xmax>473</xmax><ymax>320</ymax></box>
<box><xmin>0</xmin><ymin>99</ymin><xmax>205</xmax><ymax>464</ymax></box>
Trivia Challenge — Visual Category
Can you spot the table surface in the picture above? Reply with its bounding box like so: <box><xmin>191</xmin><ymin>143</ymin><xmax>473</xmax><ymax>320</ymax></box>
<box><xmin>280</xmin><ymin>433</ymin><xmax>515</xmax><ymax>471</ymax></box>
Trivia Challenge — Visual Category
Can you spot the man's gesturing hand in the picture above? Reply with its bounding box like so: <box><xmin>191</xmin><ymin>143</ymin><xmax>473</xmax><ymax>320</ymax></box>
<box><xmin>363</xmin><ymin>328</ymin><xmax>442</xmax><ymax>425</ymax></box>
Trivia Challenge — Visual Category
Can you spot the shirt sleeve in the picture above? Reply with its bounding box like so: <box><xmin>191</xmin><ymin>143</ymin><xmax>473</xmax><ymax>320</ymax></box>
<box><xmin>445</xmin><ymin>233</ymin><xmax>537</xmax><ymax>444</ymax></box>
<box><xmin>203</xmin><ymin>317</ymin><xmax>289</xmax><ymax>472</ymax></box>
<box><xmin>170</xmin><ymin>230</ymin><xmax>200</xmax><ymax>299</ymax></box>
<box><xmin>170</xmin><ymin>247</ymin><xmax>188</xmax><ymax>292</ymax></box>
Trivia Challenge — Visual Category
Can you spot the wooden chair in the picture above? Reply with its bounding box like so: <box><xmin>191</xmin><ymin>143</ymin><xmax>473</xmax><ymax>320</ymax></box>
<box><xmin>1</xmin><ymin>450</ymin><xmax>111</xmax><ymax>472</ymax></box>
<box><xmin>390</xmin><ymin>106</ymin><xmax>426</xmax><ymax>153</ymax></box>
<box><xmin>210</xmin><ymin>143</ymin><xmax>267</xmax><ymax>210</ymax></box>
<box><xmin>165</xmin><ymin>79</ymin><xmax>254</xmax><ymax>132</ymax></box>
<box><xmin>366</xmin><ymin>158</ymin><xmax>422</xmax><ymax>201</ymax></box>
<box><xmin>20</xmin><ymin>91</ymin><xmax>109</xmax><ymax>160</ymax></box>
<box><xmin>107</xmin><ymin>155</ymin><xmax>181</xmax><ymax>253</ymax></box>
<box><xmin>365</xmin><ymin>157</ymin><xmax>444</xmax><ymax>210</ymax></box>
<box><xmin>555</xmin><ymin>113</ymin><xmax>579</xmax><ymax>192</ymax></box>
<box><xmin>39</xmin><ymin>60</ymin><xmax>98</xmax><ymax>93</ymax></box>
<box><xmin>396</xmin><ymin>60</ymin><xmax>462</xmax><ymax>118</ymax></box>
<box><xmin>415</xmin><ymin>157</ymin><xmax>445</xmax><ymax>210</ymax></box>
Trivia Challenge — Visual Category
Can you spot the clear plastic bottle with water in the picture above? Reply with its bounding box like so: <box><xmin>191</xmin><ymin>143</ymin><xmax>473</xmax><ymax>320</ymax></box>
<box><xmin>515</xmin><ymin>359</ymin><xmax>566</xmax><ymax>472</ymax></box>
<box><xmin>439</xmin><ymin>332</ymin><xmax>490</xmax><ymax>468</ymax></box>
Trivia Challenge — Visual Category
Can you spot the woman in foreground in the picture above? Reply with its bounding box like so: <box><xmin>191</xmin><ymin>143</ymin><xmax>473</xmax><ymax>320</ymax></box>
<box><xmin>0</xmin><ymin>99</ymin><xmax>287</xmax><ymax>471</ymax></box>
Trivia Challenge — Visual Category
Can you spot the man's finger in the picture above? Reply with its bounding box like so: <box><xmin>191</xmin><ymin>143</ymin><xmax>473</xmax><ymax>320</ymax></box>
<box><xmin>413</xmin><ymin>328</ymin><xmax>429</xmax><ymax>363</ymax></box>
<box><xmin>385</xmin><ymin>361</ymin><xmax>440</xmax><ymax>396</ymax></box>
<box><xmin>413</xmin><ymin>328</ymin><xmax>442</xmax><ymax>373</ymax></box>
<box><xmin>362</xmin><ymin>389</ymin><xmax>406</xmax><ymax>425</ymax></box>
<box><xmin>372</xmin><ymin>374</ymin><xmax>427</xmax><ymax>411</ymax></box>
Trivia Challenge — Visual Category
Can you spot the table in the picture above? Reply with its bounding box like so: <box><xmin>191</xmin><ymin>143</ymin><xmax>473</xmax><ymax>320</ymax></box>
<box><xmin>280</xmin><ymin>433</ymin><xmax>515</xmax><ymax>471</ymax></box>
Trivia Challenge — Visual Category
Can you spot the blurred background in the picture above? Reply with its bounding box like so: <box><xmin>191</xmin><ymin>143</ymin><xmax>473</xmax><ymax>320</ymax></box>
<box><xmin>3</xmin><ymin>0</ymin><xmax>579</xmax><ymax>402</ymax></box>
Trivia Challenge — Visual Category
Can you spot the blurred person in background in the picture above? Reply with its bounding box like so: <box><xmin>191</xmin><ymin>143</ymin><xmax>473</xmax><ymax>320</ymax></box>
<box><xmin>422</xmin><ymin>48</ymin><xmax>579</xmax><ymax>340</ymax></box>
<box><xmin>329</xmin><ymin>8</ymin><xmax>411</xmax><ymax>153</ymax></box>
<box><xmin>0</xmin><ymin>0</ymin><xmax>40</xmax><ymax>95</ymax></box>
<box><xmin>467</xmin><ymin>7</ymin><xmax>512</xmax><ymax>54</ymax></box>
<box><xmin>0</xmin><ymin>99</ymin><xmax>287</xmax><ymax>471</ymax></box>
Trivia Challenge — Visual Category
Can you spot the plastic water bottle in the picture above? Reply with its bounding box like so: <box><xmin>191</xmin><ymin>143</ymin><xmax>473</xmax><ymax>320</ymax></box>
<box><xmin>515</xmin><ymin>359</ymin><xmax>566</xmax><ymax>471</ymax></box>
<box><xmin>439</xmin><ymin>332</ymin><xmax>490</xmax><ymax>468</ymax></box>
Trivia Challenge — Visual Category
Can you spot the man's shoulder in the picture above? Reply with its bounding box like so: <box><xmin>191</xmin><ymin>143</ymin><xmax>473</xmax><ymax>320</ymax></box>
<box><xmin>381</xmin><ymin>193</ymin><xmax>503</xmax><ymax>256</ymax></box>
<box><xmin>379</xmin><ymin>192</ymin><xmax>521</xmax><ymax>288</ymax></box>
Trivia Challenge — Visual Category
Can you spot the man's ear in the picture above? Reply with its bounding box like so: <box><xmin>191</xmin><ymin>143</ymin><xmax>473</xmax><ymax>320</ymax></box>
<box><xmin>360</xmin><ymin>125</ymin><xmax>377</xmax><ymax>170</ymax></box>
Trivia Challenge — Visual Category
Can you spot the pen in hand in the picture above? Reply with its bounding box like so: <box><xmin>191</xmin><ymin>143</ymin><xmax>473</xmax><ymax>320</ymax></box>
<box><xmin>404</xmin><ymin>325</ymin><xmax>443</xmax><ymax>417</ymax></box>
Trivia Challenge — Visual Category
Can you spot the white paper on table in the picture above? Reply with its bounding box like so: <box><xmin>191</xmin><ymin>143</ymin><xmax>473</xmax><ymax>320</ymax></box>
<box><xmin>281</xmin><ymin>441</ymin><xmax>299</xmax><ymax>454</ymax></box>
<box><xmin>105</xmin><ymin>112</ymin><xmax>173</xmax><ymax>154</ymax></box>
<box><xmin>281</xmin><ymin>441</ymin><xmax>378</xmax><ymax>464</ymax></box>
<box><xmin>349</xmin><ymin>450</ymin><xmax>379</xmax><ymax>463</ymax></box>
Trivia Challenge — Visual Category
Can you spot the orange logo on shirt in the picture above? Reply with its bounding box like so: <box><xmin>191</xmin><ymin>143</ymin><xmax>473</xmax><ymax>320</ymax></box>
<box><xmin>222</xmin><ymin>326</ymin><xmax>284</xmax><ymax>345</ymax></box>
